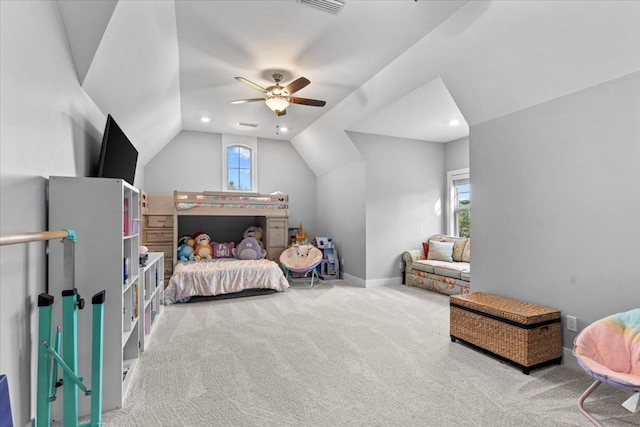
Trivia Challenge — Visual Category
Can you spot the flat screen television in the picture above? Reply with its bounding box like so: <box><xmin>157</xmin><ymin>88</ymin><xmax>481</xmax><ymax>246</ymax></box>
<box><xmin>97</xmin><ymin>114</ymin><xmax>138</xmax><ymax>186</ymax></box>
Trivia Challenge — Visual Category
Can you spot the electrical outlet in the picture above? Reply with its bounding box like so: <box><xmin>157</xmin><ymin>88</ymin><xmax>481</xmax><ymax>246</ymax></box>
<box><xmin>398</xmin><ymin>261</ymin><xmax>403</xmax><ymax>270</ymax></box>
<box><xmin>567</xmin><ymin>315</ymin><xmax>578</xmax><ymax>332</ymax></box>
<box><xmin>341</xmin><ymin>258</ymin><xmax>345</xmax><ymax>266</ymax></box>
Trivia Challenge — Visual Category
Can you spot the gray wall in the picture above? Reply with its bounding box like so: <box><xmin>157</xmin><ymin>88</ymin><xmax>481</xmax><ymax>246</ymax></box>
<box><xmin>143</xmin><ymin>130</ymin><xmax>317</xmax><ymax>235</ymax></box>
<box><xmin>316</xmin><ymin>160</ymin><xmax>367</xmax><ymax>282</ymax></box>
<box><xmin>0</xmin><ymin>2</ymin><xmax>108</xmax><ymax>425</ymax></box>
<box><xmin>348</xmin><ymin>132</ymin><xmax>446</xmax><ymax>284</ymax></box>
<box><xmin>445</xmin><ymin>136</ymin><xmax>470</xmax><ymax>172</ymax></box>
<box><xmin>471</xmin><ymin>73</ymin><xmax>640</xmax><ymax>349</ymax></box>
<box><xmin>143</xmin><ymin>131</ymin><xmax>222</xmax><ymax>193</ymax></box>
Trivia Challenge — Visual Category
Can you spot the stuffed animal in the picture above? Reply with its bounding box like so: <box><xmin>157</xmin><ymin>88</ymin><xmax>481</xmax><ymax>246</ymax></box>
<box><xmin>243</xmin><ymin>225</ymin><xmax>264</xmax><ymax>249</ymax></box>
<box><xmin>192</xmin><ymin>231</ymin><xmax>213</xmax><ymax>260</ymax></box>
<box><xmin>234</xmin><ymin>237</ymin><xmax>266</xmax><ymax>260</ymax></box>
<box><xmin>177</xmin><ymin>235</ymin><xmax>195</xmax><ymax>262</ymax></box>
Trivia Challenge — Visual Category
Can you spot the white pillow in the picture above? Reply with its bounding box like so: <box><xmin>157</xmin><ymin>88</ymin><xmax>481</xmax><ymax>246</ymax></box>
<box><xmin>427</xmin><ymin>240</ymin><xmax>454</xmax><ymax>262</ymax></box>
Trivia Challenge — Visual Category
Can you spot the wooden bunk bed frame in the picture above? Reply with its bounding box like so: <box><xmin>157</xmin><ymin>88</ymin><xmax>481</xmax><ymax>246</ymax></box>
<box><xmin>162</xmin><ymin>190</ymin><xmax>291</xmax><ymax>303</ymax></box>
<box><xmin>172</xmin><ymin>190</ymin><xmax>289</xmax><ymax>263</ymax></box>
<box><xmin>173</xmin><ymin>190</ymin><xmax>288</xmax><ymax>218</ymax></box>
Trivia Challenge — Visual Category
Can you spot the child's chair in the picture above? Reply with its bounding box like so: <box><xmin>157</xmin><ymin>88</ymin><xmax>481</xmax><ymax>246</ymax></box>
<box><xmin>279</xmin><ymin>244</ymin><xmax>323</xmax><ymax>288</ymax></box>
<box><xmin>573</xmin><ymin>308</ymin><xmax>640</xmax><ymax>426</ymax></box>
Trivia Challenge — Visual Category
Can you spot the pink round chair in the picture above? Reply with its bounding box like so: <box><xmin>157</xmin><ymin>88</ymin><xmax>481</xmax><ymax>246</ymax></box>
<box><xmin>573</xmin><ymin>308</ymin><xmax>640</xmax><ymax>426</ymax></box>
<box><xmin>279</xmin><ymin>244</ymin><xmax>323</xmax><ymax>288</ymax></box>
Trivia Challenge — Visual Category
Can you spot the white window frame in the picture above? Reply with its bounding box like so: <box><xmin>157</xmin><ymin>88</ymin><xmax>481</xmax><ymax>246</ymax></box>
<box><xmin>447</xmin><ymin>168</ymin><xmax>470</xmax><ymax>237</ymax></box>
<box><xmin>221</xmin><ymin>135</ymin><xmax>257</xmax><ymax>192</ymax></box>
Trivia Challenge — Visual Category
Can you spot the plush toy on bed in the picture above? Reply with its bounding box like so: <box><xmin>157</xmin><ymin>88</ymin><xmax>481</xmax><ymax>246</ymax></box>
<box><xmin>177</xmin><ymin>235</ymin><xmax>195</xmax><ymax>262</ymax></box>
<box><xmin>234</xmin><ymin>237</ymin><xmax>266</xmax><ymax>260</ymax></box>
<box><xmin>192</xmin><ymin>231</ymin><xmax>213</xmax><ymax>260</ymax></box>
<box><xmin>243</xmin><ymin>226</ymin><xmax>264</xmax><ymax>249</ymax></box>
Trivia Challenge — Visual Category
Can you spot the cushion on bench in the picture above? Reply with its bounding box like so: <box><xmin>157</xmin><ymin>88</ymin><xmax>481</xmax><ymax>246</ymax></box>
<box><xmin>413</xmin><ymin>260</ymin><xmax>470</xmax><ymax>280</ymax></box>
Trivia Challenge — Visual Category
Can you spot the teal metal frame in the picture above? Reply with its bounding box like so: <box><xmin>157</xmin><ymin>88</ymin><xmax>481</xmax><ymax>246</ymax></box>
<box><xmin>35</xmin><ymin>231</ymin><xmax>106</xmax><ymax>427</ymax></box>
<box><xmin>283</xmin><ymin>265</ymin><xmax>320</xmax><ymax>289</ymax></box>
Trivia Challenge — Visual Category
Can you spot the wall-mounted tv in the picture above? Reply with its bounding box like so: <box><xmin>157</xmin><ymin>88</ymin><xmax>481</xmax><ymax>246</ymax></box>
<box><xmin>97</xmin><ymin>114</ymin><xmax>138</xmax><ymax>186</ymax></box>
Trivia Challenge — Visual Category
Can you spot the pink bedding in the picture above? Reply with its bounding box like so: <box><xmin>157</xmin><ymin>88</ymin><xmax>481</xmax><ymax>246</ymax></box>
<box><xmin>164</xmin><ymin>258</ymin><xmax>289</xmax><ymax>304</ymax></box>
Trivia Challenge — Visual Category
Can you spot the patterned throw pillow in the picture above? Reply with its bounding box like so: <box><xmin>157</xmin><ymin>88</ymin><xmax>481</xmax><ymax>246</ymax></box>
<box><xmin>462</xmin><ymin>239</ymin><xmax>471</xmax><ymax>262</ymax></box>
<box><xmin>427</xmin><ymin>240</ymin><xmax>454</xmax><ymax>262</ymax></box>
<box><xmin>212</xmin><ymin>242</ymin><xmax>235</xmax><ymax>258</ymax></box>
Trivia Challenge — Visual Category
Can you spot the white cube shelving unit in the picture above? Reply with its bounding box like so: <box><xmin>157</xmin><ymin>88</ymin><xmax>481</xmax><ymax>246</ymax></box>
<box><xmin>48</xmin><ymin>176</ymin><xmax>140</xmax><ymax>419</ymax></box>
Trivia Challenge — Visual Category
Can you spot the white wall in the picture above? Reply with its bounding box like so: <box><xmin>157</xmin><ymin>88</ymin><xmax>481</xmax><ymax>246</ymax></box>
<box><xmin>0</xmin><ymin>2</ymin><xmax>106</xmax><ymax>425</ymax></box>
<box><xmin>471</xmin><ymin>72</ymin><xmax>640</xmax><ymax>351</ymax></box>
<box><xmin>257</xmin><ymin>137</ymin><xmax>317</xmax><ymax>233</ymax></box>
<box><xmin>445</xmin><ymin>136</ymin><xmax>469</xmax><ymax>173</ymax></box>
<box><xmin>143</xmin><ymin>131</ymin><xmax>222</xmax><ymax>193</ymax></box>
<box><xmin>143</xmin><ymin>130</ymin><xmax>318</xmax><ymax>235</ymax></box>
<box><xmin>348</xmin><ymin>132</ymin><xmax>445</xmax><ymax>284</ymax></box>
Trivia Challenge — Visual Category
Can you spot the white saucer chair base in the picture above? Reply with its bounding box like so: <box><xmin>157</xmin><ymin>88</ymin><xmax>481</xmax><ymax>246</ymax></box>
<box><xmin>573</xmin><ymin>308</ymin><xmax>640</xmax><ymax>427</ymax></box>
<box><xmin>280</xmin><ymin>245</ymin><xmax>323</xmax><ymax>289</ymax></box>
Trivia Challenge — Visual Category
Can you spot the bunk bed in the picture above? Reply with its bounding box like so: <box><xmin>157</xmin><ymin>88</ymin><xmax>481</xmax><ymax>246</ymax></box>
<box><xmin>173</xmin><ymin>190</ymin><xmax>288</xmax><ymax>218</ymax></box>
<box><xmin>164</xmin><ymin>190</ymin><xmax>290</xmax><ymax>304</ymax></box>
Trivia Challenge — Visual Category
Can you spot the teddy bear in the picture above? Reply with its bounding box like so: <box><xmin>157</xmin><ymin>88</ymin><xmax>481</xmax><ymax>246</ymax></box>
<box><xmin>176</xmin><ymin>235</ymin><xmax>195</xmax><ymax>262</ymax></box>
<box><xmin>234</xmin><ymin>237</ymin><xmax>266</xmax><ymax>260</ymax></box>
<box><xmin>192</xmin><ymin>231</ymin><xmax>213</xmax><ymax>260</ymax></box>
<box><xmin>242</xmin><ymin>225</ymin><xmax>264</xmax><ymax>249</ymax></box>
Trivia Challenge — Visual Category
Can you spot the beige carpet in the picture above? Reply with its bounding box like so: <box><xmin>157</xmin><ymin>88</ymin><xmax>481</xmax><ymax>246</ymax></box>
<box><xmin>100</xmin><ymin>282</ymin><xmax>639</xmax><ymax>426</ymax></box>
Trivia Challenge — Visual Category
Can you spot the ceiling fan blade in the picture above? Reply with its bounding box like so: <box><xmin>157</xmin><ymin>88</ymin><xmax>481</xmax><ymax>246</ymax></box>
<box><xmin>284</xmin><ymin>77</ymin><xmax>310</xmax><ymax>95</ymax></box>
<box><xmin>230</xmin><ymin>98</ymin><xmax>265</xmax><ymax>104</ymax></box>
<box><xmin>276</xmin><ymin>109</ymin><xmax>287</xmax><ymax>116</ymax></box>
<box><xmin>289</xmin><ymin>97</ymin><xmax>326</xmax><ymax>107</ymax></box>
<box><xmin>235</xmin><ymin>77</ymin><xmax>268</xmax><ymax>93</ymax></box>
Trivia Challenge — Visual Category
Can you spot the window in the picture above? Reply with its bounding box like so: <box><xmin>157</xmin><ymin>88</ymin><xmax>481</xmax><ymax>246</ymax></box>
<box><xmin>221</xmin><ymin>135</ymin><xmax>257</xmax><ymax>192</ymax></box>
<box><xmin>226</xmin><ymin>145</ymin><xmax>252</xmax><ymax>191</ymax></box>
<box><xmin>448</xmin><ymin>169</ymin><xmax>470</xmax><ymax>237</ymax></box>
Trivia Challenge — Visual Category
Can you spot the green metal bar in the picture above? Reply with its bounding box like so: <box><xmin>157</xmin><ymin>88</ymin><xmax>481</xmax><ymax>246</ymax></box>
<box><xmin>61</xmin><ymin>289</ymin><xmax>79</xmax><ymax>427</ymax></box>
<box><xmin>36</xmin><ymin>293</ymin><xmax>54</xmax><ymax>427</ymax></box>
<box><xmin>42</xmin><ymin>344</ymin><xmax>88</xmax><ymax>393</ymax></box>
<box><xmin>50</xmin><ymin>327</ymin><xmax>61</xmax><ymax>399</ymax></box>
<box><xmin>90</xmin><ymin>290</ymin><xmax>106</xmax><ymax>426</ymax></box>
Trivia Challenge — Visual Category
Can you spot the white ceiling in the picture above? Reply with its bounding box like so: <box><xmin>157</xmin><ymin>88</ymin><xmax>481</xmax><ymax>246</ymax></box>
<box><xmin>56</xmin><ymin>0</ymin><xmax>640</xmax><ymax>173</ymax></box>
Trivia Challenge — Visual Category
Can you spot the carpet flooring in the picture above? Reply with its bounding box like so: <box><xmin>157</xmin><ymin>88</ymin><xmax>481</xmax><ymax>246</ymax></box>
<box><xmin>100</xmin><ymin>282</ymin><xmax>639</xmax><ymax>426</ymax></box>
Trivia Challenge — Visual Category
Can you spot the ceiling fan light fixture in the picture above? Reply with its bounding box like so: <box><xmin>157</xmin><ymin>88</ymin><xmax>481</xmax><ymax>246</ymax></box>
<box><xmin>265</xmin><ymin>96</ymin><xmax>289</xmax><ymax>113</ymax></box>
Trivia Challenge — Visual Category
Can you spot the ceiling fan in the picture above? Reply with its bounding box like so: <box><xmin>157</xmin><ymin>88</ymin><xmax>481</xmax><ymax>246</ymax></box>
<box><xmin>231</xmin><ymin>73</ymin><xmax>326</xmax><ymax>116</ymax></box>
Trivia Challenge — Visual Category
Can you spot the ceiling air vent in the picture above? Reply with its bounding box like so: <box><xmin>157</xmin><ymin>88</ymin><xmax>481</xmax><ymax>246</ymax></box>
<box><xmin>297</xmin><ymin>0</ymin><xmax>346</xmax><ymax>15</ymax></box>
<box><xmin>237</xmin><ymin>122</ymin><xmax>259</xmax><ymax>128</ymax></box>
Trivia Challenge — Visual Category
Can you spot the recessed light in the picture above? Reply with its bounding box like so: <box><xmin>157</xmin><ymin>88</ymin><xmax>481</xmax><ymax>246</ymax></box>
<box><xmin>280</xmin><ymin>127</ymin><xmax>288</xmax><ymax>132</ymax></box>
<box><xmin>201</xmin><ymin>116</ymin><xmax>211</xmax><ymax>123</ymax></box>
<box><xmin>448</xmin><ymin>119</ymin><xmax>460</xmax><ymax>126</ymax></box>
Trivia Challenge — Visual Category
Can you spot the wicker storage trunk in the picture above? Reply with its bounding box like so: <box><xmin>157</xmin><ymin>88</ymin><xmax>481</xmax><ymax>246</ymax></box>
<box><xmin>450</xmin><ymin>292</ymin><xmax>562</xmax><ymax>374</ymax></box>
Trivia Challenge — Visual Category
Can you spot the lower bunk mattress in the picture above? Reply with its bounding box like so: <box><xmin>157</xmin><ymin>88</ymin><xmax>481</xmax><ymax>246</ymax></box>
<box><xmin>164</xmin><ymin>258</ymin><xmax>289</xmax><ymax>304</ymax></box>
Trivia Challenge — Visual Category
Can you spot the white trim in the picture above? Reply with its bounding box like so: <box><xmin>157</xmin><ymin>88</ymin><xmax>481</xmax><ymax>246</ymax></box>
<box><xmin>446</xmin><ymin>168</ymin><xmax>470</xmax><ymax>236</ymax></box>
<box><xmin>338</xmin><ymin>274</ymin><xmax>402</xmax><ymax>288</ymax></box>
<box><xmin>221</xmin><ymin>134</ymin><xmax>258</xmax><ymax>192</ymax></box>
<box><xmin>365</xmin><ymin>277</ymin><xmax>403</xmax><ymax>288</ymax></box>
<box><xmin>341</xmin><ymin>273</ymin><xmax>366</xmax><ymax>288</ymax></box>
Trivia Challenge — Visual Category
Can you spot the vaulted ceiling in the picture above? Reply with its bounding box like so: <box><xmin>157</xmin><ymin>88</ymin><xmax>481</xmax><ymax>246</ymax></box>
<box><xmin>57</xmin><ymin>1</ymin><xmax>640</xmax><ymax>175</ymax></box>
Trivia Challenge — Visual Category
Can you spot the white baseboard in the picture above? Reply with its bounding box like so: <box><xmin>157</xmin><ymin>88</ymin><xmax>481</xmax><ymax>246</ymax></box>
<box><xmin>365</xmin><ymin>277</ymin><xmax>403</xmax><ymax>288</ymax></box>
<box><xmin>339</xmin><ymin>273</ymin><xmax>403</xmax><ymax>288</ymax></box>
<box><xmin>341</xmin><ymin>273</ymin><xmax>366</xmax><ymax>287</ymax></box>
